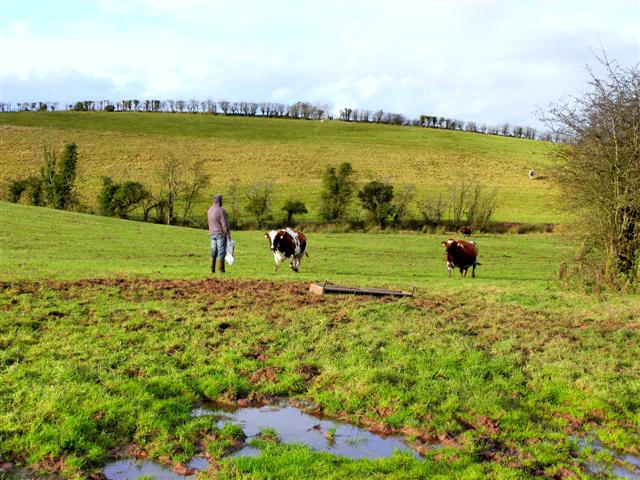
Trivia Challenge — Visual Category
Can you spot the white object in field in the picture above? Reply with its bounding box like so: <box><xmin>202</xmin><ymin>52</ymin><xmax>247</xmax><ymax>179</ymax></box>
<box><xmin>225</xmin><ymin>239</ymin><xmax>235</xmax><ymax>265</ymax></box>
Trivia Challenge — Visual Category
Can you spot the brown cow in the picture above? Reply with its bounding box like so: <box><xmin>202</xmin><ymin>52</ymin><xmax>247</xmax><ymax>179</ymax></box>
<box><xmin>265</xmin><ymin>228</ymin><xmax>308</xmax><ymax>272</ymax></box>
<box><xmin>460</xmin><ymin>225</ymin><xmax>473</xmax><ymax>237</ymax></box>
<box><xmin>441</xmin><ymin>239</ymin><xmax>480</xmax><ymax>278</ymax></box>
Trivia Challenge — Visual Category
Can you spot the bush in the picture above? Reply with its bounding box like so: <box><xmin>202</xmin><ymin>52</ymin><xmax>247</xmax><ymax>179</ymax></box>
<box><xmin>98</xmin><ymin>178</ymin><xmax>150</xmax><ymax>219</ymax></box>
<box><xmin>25</xmin><ymin>176</ymin><xmax>44</xmax><ymax>206</ymax></box>
<box><xmin>40</xmin><ymin>143</ymin><xmax>78</xmax><ymax>210</ymax></box>
<box><xmin>281</xmin><ymin>199</ymin><xmax>307</xmax><ymax>226</ymax></box>
<box><xmin>358</xmin><ymin>180</ymin><xmax>394</xmax><ymax>228</ymax></box>
<box><xmin>7</xmin><ymin>179</ymin><xmax>29</xmax><ymax>203</ymax></box>
<box><xmin>319</xmin><ymin>162</ymin><xmax>356</xmax><ymax>222</ymax></box>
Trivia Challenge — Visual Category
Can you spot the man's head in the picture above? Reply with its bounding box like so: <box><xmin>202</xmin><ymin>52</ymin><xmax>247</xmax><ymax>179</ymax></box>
<box><xmin>212</xmin><ymin>195</ymin><xmax>223</xmax><ymax>206</ymax></box>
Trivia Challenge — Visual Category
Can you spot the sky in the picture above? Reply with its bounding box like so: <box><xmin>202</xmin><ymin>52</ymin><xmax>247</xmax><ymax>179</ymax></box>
<box><xmin>1</xmin><ymin>0</ymin><xmax>638</xmax><ymax>128</ymax></box>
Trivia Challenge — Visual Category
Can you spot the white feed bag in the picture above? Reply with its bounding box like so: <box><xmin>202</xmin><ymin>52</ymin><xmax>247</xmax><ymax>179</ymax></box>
<box><xmin>225</xmin><ymin>239</ymin><xmax>235</xmax><ymax>265</ymax></box>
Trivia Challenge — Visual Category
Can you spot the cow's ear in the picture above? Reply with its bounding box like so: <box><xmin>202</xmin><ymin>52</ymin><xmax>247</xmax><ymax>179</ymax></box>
<box><xmin>441</xmin><ymin>241</ymin><xmax>446</xmax><ymax>246</ymax></box>
<box><xmin>264</xmin><ymin>232</ymin><xmax>269</xmax><ymax>238</ymax></box>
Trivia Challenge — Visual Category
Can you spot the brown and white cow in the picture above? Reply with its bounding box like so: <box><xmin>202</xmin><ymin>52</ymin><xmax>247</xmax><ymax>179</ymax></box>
<box><xmin>441</xmin><ymin>239</ymin><xmax>480</xmax><ymax>278</ymax></box>
<box><xmin>265</xmin><ymin>228</ymin><xmax>308</xmax><ymax>272</ymax></box>
<box><xmin>460</xmin><ymin>225</ymin><xmax>473</xmax><ymax>237</ymax></box>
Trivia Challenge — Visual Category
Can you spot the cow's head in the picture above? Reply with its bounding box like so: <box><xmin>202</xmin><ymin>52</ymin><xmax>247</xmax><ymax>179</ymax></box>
<box><xmin>265</xmin><ymin>232</ymin><xmax>274</xmax><ymax>251</ymax></box>
<box><xmin>265</xmin><ymin>230</ymin><xmax>284</xmax><ymax>252</ymax></box>
<box><xmin>441</xmin><ymin>239</ymin><xmax>456</xmax><ymax>252</ymax></box>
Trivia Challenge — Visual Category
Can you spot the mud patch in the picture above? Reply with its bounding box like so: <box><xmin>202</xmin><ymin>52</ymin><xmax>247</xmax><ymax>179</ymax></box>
<box><xmin>2</xmin><ymin>278</ymin><xmax>400</xmax><ymax>310</ymax></box>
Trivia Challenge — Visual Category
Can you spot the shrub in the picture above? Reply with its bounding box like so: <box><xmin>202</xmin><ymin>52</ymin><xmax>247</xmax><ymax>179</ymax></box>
<box><xmin>281</xmin><ymin>199</ymin><xmax>307</xmax><ymax>226</ymax></box>
<box><xmin>25</xmin><ymin>176</ymin><xmax>44</xmax><ymax>206</ymax></box>
<box><xmin>40</xmin><ymin>143</ymin><xmax>78</xmax><ymax>210</ymax></box>
<box><xmin>7</xmin><ymin>179</ymin><xmax>29</xmax><ymax>203</ymax></box>
<box><xmin>319</xmin><ymin>162</ymin><xmax>356</xmax><ymax>222</ymax></box>
<box><xmin>98</xmin><ymin>178</ymin><xmax>150</xmax><ymax>219</ymax></box>
<box><xmin>358</xmin><ymin>180</ymin><xmax>394</xmax><ymax>229</ymax></box>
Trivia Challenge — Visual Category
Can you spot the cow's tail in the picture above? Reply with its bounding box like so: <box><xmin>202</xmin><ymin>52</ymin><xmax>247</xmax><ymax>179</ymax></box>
<box><xmin>305</xmin><ymin>251</ymin><xmax>309</xmax><ymax>258</ymax></box>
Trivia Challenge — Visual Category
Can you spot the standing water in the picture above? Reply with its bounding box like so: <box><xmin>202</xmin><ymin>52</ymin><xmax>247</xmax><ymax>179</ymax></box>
<box><xmin>206</xmin><ymin>402</ymin><xmax>422</xmax><ymax>459</ymax></box>
<box><xmin>104</xmin><ymin>402</ymin><xmax>429</xmax><ymax>479</ymax></box>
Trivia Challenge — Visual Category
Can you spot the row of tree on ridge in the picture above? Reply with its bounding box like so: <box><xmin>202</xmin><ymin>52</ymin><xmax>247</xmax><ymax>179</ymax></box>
<box><xmin>0</xmin><ymin>99</ymin><xmax>552</xmax><ymax>141</ymax></box>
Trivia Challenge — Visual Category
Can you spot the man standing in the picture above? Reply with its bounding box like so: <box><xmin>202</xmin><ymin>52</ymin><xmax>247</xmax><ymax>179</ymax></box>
<box><xmin>207</xmin><ymin>195</ymin><xmax>231</xmax><ymax>273</ymax></box>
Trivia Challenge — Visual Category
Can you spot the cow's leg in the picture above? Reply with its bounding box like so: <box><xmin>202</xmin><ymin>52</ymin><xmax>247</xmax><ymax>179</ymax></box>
<box><xmin>291</xmin><ymin>256</ymin><xmax>300</xmax><ymax>272</ymax></box>
<box><xmin>447</xmin><ymin>262</ymin><xmax>452</xmax><ymax>278</ymax></box>
<box><xmin>472</xmin><ymin>263</ymin><xmax>476</xmax><ymax>278</ymax></box>
<box><xmin>273</xmin><ymin>254</ymin><xmax>280</xmax><ymax>273</ymax></box>
<box><xmin>461</xmin><ymin>267</ymin><xmax>467</xmax><ymax>278</ymax></box>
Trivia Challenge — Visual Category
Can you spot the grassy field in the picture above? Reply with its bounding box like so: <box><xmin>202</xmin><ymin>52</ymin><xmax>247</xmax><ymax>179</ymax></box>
<box><xmin>1</xmin><ymin>202</ymin><xmax>639</xmax><ymax>479</ymax></box>
<box><xmin>0</xmin><ymin>112</ymin><xmax>563</xmax><ymax>224</ymax></box>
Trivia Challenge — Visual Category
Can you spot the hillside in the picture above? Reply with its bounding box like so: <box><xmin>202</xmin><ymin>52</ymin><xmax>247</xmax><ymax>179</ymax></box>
<box><xmin>0</xmin><ymin>111</ymin><xmax>561</xmax><ymax>223</ymax></box>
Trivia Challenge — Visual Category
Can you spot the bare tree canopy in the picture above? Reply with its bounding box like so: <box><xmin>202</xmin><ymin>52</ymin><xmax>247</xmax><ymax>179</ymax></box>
<box><xmin>544</xmin><ymin>53</ymin><xmax>640</xmax><ymax>285</ymax></box>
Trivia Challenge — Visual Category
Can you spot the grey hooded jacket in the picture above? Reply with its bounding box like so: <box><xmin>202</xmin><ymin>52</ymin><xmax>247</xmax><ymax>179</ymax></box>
<box><xmin>207</xmin><ymin>195</ymin><xmax>231</xmax><ymax>238</ymax></box>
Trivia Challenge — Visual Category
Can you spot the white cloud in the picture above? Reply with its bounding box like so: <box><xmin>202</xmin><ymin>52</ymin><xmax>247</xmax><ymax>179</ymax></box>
<box><xmin>1</xmin><ymin>0</ymin><xmax>638</xmax><ymax>127</ymax></box>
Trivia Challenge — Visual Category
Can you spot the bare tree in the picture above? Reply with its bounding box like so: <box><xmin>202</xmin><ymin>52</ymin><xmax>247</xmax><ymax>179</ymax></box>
<box><xmin>218</xmin><ymin>100</ymin><xmax>230</xmax><ymax>115</ymax></box>
<box><xmin>245</xmin><ymin>181</ymin><xmax>274</xmax><ymax>228</ymax></box>
<box><xmin>390</xmin><ymin>184</ymin><xmax>416</xmax><ymax>227</ymax></box>
<box><xmin>465</xmin><ymin>184</ymin><xmax>498</xmax><ymax>230</ymax></box>
<box><xmin>181</xmin><ymin>160</ymin><xmax>210</xmax><ymax>223</ymax></box>
<box><xmin>543</xmin><ymin>53</ymin><xmax>640</xmax><ymax>283</ymax></box>
<box><xmin>227</xmin><ymin>177</ymin><xmax>242</xmax><ymax>228</ymax></box>
<box><xmin>157</xmin><ymin>154</ymin><xmax>184</xmax><ymax>225</ymax></box>
<box><xmin>418</xmin><ymin>194</ymin><xmax>448</xmax><ymax>226</ymax></box>
<box><xmin>448</xmin><ymin>181</ymin><xmax>469</xmax><ymax>228</ymax></box>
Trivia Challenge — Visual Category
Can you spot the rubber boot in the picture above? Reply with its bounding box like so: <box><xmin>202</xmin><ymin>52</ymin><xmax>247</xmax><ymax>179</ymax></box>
<box><xmin>210</xmin><ymin>257</ymin><xmax>215</xmax><ymax>273</ymax></box>
<box><xmin>218</xmin><ymin>258</ymin><xmax>226</xmax><ymax>273</ymax></box>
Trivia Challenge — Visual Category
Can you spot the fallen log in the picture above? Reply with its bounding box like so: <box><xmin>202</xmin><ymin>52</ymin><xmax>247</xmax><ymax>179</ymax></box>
<box><xmin>309</xmin><ymin>281</ymin><xmax>415</xmax><ymax>297</ymax></box>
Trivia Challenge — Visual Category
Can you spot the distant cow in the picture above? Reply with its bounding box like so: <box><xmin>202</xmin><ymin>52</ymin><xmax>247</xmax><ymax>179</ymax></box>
<box><xmin>265</xmin><ymin>228</ymin><xmax>308</xmax><ymax>272</ymax></box>
<box><xmin>461</xmin><ymin>225</ymin><xmax>473</xmax><ymax>237</ymax></box>
<box><xmin>441</xmin><ymin>239</ymin><xmax>480</xmax><ymax>278</ymax></box>
<box><xmin>528</xmin><ymin>169</ymin><xmax>536</xmax><ymax>180</ymax></box>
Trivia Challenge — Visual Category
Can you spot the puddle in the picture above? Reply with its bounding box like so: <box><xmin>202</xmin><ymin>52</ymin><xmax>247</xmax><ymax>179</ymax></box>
<box><xmin>186</xmin><ymin>456</ymin><xmax>209</xmax><ymax>471</ymax></box>
<box><xmin>104</xmin><ymin>402</ymin><xmax>429</xmax><ymax>478</ymax></box>
<box><xmin>103</xmin><ymin>455</ymin><xmax>209</xmax><ymax>480</ymax></box>
<box><xmin>103</xmin><ymin>459</ymin><xmax>199</xmax><ymax>480</ymax></box>
<box><xmin>189</xmin><ymin>407</ymin><xmax>215</xmax><ymax>418</ymax></box>
<box><xmin>574</xmin><ymin>436</ymin><xmax>640</xmax><ymax>479</ymax></box>
<box><xmin>205</xmin><ymin>403</ymin><xmax>424</xmax><ymax>460</ymax></box>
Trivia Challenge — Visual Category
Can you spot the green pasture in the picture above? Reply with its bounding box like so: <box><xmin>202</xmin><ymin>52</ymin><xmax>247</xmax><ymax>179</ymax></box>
<box><xmin>0</xmin><ymin>111</ymin><xmax>563</xmax><ymax>224</ymax></box>
<box><xmin>2</xmin><ymin>202</ymin><xmax>566</xmax><ymax>300</ymax></box>
<box><xmin>1</xmin><ymin>202</ymin><xmax>639</xmax><ymax>479</ymax></box>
